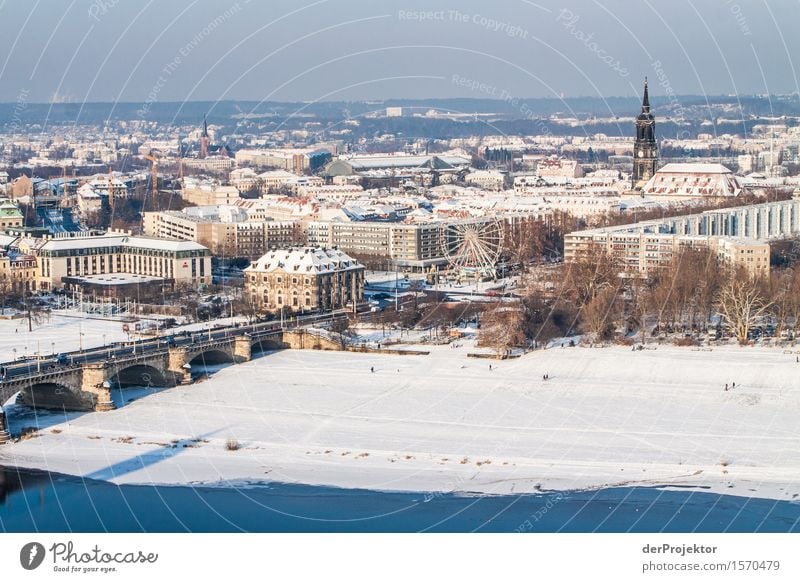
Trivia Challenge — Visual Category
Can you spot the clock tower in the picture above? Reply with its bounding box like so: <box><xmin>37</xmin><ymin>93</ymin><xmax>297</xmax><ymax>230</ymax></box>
<box><xmin>632</xmin><ymin>78</ymin><xmax>659</xmax><ymax>188</ymax></box>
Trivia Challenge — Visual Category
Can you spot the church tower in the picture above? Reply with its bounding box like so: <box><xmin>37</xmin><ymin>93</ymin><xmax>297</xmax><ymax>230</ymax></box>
<box><xmin>199</xmin><ymin>115</ymin><xmax>209</xmax><ymax>159</ymax></box>
<box><xmin>632</xmin><ymin>78</ymin><xmax>659</xmax><ymax>188</ymax></box>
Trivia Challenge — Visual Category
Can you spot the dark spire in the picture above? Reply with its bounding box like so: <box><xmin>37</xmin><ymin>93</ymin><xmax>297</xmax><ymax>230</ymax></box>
<box><xmin>642</xmin><ymin>77</ymin><xmax>650</xmax><ymax>112</ymax></box>
<box><xmin>202</xmin><ymin>114</ymin><xmax>209</xmax><ymax>138</ymax></box>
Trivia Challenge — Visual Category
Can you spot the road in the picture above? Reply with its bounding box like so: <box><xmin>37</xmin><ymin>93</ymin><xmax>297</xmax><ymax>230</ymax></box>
<box><xmin>0</xmin><ymin>310</ymin><xmax>347</xmax><ymax>382</ymax></box>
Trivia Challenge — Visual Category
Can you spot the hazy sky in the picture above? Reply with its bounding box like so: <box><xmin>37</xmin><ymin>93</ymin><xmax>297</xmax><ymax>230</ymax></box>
<box><xmin>0</xmin><ymin>0</ymin><xmax>797</xmax><ymax>105</ymax></box>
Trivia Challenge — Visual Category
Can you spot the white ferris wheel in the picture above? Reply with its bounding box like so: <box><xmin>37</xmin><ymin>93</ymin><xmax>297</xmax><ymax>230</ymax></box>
<box><xmin>442</xmin><ymin>219</ymin><xmax>504</xmax><ymax>279</ymax></box>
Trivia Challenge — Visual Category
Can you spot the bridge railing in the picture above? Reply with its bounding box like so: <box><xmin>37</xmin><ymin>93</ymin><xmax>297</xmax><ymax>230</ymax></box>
<box><xmin>0</xmin><ymin>364</ymin><xmax>83</xmax><ymax>385</ymax></box>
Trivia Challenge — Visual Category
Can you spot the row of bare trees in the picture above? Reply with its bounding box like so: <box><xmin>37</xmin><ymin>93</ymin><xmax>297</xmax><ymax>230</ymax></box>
<box><xmin>559</xmin><ymin>244</ymin><xmax>794</xmax><ymax>346</ymax></box>
<box><xmin>479</xmin><ymin>241</ymin><xmax>800</xmax><ymax>353</ymax></box>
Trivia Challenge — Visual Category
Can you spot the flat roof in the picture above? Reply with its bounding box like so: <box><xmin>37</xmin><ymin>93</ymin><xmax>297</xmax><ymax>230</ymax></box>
<box><xmin>64</xmin><ymin>273</ymin><xmax>168</xmax><ymax>286</ymax></box>
<box><xmin>38</xmin><ymin>234</ymin><xmax>208</xmax><ymax>252</ymax></box>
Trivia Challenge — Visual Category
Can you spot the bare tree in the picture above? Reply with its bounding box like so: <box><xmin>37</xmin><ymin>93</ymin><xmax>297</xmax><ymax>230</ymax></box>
<box><xmin>768</xmin><ymin>267</ymin><xmax>800</xmax><ymax>341</ymax></box>
<box><xmin>716</xmin><ymin>269</ymin><xmax>773</xmax><ymax>345</ymax></box>
<box><xmin>626</xmin><ymin>273</ymin><xmax>654</xmax><ymax>344</ymax></box>
<box><xmin>580</xmin><ymin>286</ymin><xmax>621</xmax><ymax>342</ymax></box>
<box><xmin>232</xmin><ymin>293</ymin><xmax>261</xmax><ymax>324</ymax></box>
<box><xmin>478</xmin><ymin>303</ymin><xmax>526</xmax><ymax>356</ymax></box>
<box><xmin>563</xmin><ymin>243</ymin><xmax>621</xmax><ymax>306</ymax></box>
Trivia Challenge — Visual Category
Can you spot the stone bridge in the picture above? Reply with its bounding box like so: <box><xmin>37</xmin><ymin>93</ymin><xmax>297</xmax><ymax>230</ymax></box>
<box><xmin>0</xmin><ymin>328</ymin><xmax>344</xmax><ymax>443</ymax></box>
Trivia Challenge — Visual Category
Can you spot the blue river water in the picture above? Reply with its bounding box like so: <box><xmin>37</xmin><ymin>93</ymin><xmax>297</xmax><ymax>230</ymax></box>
<box><xmin>1</xmin><ymin>466</ymin><xmax>799</xmax><ymax>532</ymax></box>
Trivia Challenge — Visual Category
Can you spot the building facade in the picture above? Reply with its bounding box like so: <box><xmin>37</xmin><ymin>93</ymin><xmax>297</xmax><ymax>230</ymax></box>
<box><xmin>305</xmin><ymin>220</ymin><xmax>449</xmax><ymax>271</ymax></box>
<box><xmin>31</xmin><ymin>233</ymin><xmax>212</xmax><ymax>292</ymax></box>
<box><xmin>244</xmin><ymin>247</ymin><xmax>364</xmax><ymax>314</ymax></box>
<box><xmin>561</xmin><ymin>200</ymin><xmax>800</xmax><ymax>277</ymax></box>
<box><xmin>143</xmin><ymin>210</ymin><xmax>297</xmax><ymax>258</ymax></box>
<box><xmin>0</xmin><ymin>199</ymin><xmax>24</xmax><ymax>230</ymax></box>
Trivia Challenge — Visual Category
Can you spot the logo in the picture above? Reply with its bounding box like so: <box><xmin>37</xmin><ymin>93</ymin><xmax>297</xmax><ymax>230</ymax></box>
<box><xmin>20</xmin><ymin>542</ymin><xmax>46</xmax><ymax>570</ymax></box>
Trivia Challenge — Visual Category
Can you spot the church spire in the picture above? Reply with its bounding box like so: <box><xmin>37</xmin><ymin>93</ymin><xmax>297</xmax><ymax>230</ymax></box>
<box><xmin>199</xmin><ymin>115</ymin><xmax>209</xmax><ymax>159</ymax></box>
<box><xmin>633</xmin><ymin>76</ymin><xmax>658</xmax><ymax>189</ymax></box>
<box><xmin>642</xmin><ymin>77</ymin><xmax>650</xmax><ymax>112</ymax></box>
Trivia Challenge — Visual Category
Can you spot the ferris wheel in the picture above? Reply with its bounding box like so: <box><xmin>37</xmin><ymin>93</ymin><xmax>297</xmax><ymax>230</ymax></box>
<box><xmin>442</xmin><ymin>219</ymin><xmax>504</xmax><ymax>279</ymax></box>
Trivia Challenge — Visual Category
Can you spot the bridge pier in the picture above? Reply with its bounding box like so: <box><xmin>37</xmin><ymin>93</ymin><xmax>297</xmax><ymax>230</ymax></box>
<box><xmin>81</xmin><ymin>363</ymin><xmax>116</xmax><ymax>411</ymax></box>
<box><xmin>168</xmin><ymin>348</ymin><xmax>193</xmax><ymax>384</ymax></box>
<box><xmin>0</xmin><ymin>407</ymin><xmax>10</xmax><ymax>444</ymax></box>
<box><xmin>233</xmin><ymin>335</ymin><xmax>252</xmax><ymax>362</ymax></box>
<box><xmin>94</xmin><ymin>384</ymin><xmax>115</xmax><ymax>412</ymax></box>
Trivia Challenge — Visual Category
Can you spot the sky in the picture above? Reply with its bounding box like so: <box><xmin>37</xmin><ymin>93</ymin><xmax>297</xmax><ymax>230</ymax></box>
<box><xmin>0</xmin><ymin>0</ymin><xmax>797</xmax><ymax>105</ymax></box>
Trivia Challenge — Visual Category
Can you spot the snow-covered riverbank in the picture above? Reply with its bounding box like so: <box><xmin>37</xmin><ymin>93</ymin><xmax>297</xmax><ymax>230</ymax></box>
<box><xmin>3</xmin><ymin>337</ymin><xmax>800</xmax><ymax>501</ymax></box>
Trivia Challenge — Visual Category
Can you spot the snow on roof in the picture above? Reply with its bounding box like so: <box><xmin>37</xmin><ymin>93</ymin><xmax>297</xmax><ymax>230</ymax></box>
<box><xmin>245</xmin><ymin>247</ymin><xmax>363</xmax><ymax>275</ymax></box>
<box><xmin>657</xmin><ymin>163</ymin><xmax>733</xmax><ymax>174</ymax></box>
<box><xmin>343</xmin><ymin>154</ymin><xmax>469</xmax><ymax>170</ymax></box>
<box><xmin>66</xmin><ymin>273</ymin><xmax>165</xmax><ymax>285</ymax></box>
<box><xmin>122</xmin><ymin>236</ymin><xmax>208</xmax><ymax>252</ymax></box>
<box><xmin>38</xmin><ymin>234</ymin><xmax>208</xmax><ymax>253</ymax></box>
<box><xmin>643</xmin><ymin>163</ymin><xmax>741</xmax><ymax>197</ymax></box>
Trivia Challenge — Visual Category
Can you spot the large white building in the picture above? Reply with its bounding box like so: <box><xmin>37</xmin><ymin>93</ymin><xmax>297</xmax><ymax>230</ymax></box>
<box><xmin>641</xmin><ymin>163</ymin><xmax>742</xmax><ymax>199</ymax></box>
<box><xmin>30</xmin><ymin>232</ymin><xmax>212</xmax><ymax>292</ymax></box>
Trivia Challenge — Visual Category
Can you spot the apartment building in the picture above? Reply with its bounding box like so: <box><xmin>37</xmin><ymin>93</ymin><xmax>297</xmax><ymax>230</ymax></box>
<box><xmin>565</xmin><ymin>226</ymin><xmax>770</xmax><ymax>276</ymax></box>
<box><xmin>181</xmin><ymin>182</ymin><xmax>240</xmax><ymax>206</ymax></box>
<box><xmin>304</xmin><ymin>220</ymin><xmax>448</xmax><ymax>271</ymax></box>
<box><xmin>143</xmin><ymin>210</ymin><xmax>297</xmax><ymax>258</ymax></box>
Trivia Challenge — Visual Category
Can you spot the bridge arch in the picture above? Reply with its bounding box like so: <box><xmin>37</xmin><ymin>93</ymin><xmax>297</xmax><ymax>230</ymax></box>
<box><xmin>109</xmin><ymin>364</ymin><xmax>171</xmax><ymax>388</ymax></box>
<box><xmin>251</xmin><ymin>336</ymin><xmax>284</xmax><ymax>353</ymax></box>
<box><xmin>188</xmin><ymin>349</ymin><xmax>235</xmax><ymax>367</ymax></box>
<box><xmin>20</xmin><ymin>382</ymin><xmax>93</xmax><ymax>411</ymax></box>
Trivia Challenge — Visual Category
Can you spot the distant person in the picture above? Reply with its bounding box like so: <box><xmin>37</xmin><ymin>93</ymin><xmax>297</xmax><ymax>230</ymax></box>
<box><xmin>370</xmin><ymin>366</ymin><xmax>374</xmax><ymax>373</ymax></box>
<box><xmin>724</xmin><ymin>383</ymin><xmax>728</xmax><ymax>391</ymax></box>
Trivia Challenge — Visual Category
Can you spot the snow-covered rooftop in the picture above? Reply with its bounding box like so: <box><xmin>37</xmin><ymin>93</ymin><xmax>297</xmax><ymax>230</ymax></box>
<box><xmin>245</xmin><ymin>247</ymin><xmax>363</xmax><ymax>275</ymax></box>
<box><xmin>37</xmin><ymin>234</ymin><xmax>209</xmax><ymax>253</ymax></box>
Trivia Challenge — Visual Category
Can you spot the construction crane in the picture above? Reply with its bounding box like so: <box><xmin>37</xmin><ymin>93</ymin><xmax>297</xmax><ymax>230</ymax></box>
<box><xmin>107</xmin><ymin>166</ymin><xmax>115</xmax><ymax>209</ymax></box>
<box><xmin>143</xmin><ymin>153</ymin><xmax>159</xmax><ymax>198</ymax></box>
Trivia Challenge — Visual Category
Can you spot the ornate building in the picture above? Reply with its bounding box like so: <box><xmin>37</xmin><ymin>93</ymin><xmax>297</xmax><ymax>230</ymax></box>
<box><xmin>245</xmin><ymin>247</ymin><xmax>365</xmax><ymax>314</ymax></box>
<box><xmin>632</xmin><ymin>79</ymin><xmax>659</xmax><ymax>188</ymax></box>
